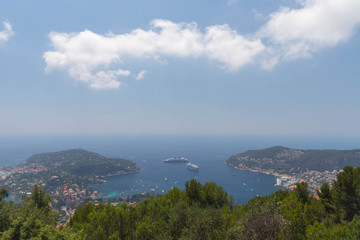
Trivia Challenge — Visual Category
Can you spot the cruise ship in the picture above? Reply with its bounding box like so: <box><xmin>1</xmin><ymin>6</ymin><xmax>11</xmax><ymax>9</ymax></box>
<box><xmin>187</xmin><ymin>163</ymin><xmax>199</xmax><ymax>171</ymax></box>
<box><xmin>164</xmin><ymin>157</ymin><xmax>188</xmax><ymax>163</ymax></box>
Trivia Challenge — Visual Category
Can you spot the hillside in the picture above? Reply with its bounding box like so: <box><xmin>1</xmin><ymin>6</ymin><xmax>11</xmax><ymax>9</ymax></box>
<box><xmin>24</xmin><ymin>148</ymin><xmax>140</xmax><ymax>177</ymax></box>
<box><xmin>2</xmin><ymin>149</ymin><xmax>141</xmax><ymax>215</ymax></box>
<box><xmin>226</xmin><ymin>146</ymin><xmax>360</xmax><ymax>174</ymax></box>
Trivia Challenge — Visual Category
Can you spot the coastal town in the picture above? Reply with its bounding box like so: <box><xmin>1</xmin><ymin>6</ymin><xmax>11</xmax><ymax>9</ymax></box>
<box><xmin>0</xmin><ymin>149</ymin><xmax>142</xmax><ymax>226</ymax></box>
<box><xmin>274</xmin><ymin>169</ymin><xmax>341</xmax><ymax>193</ymax></box>
<box><xmin>226</xmin><ymin>146</ymin><xmax>357</xmax><ymax>194</ymax></box>
<box><xmin>1</xmin><ymin>162</ymin><xmax>152</xmax><ymax>226</ymax></box>
<box><xmin>229</xmin><ymin>163</ymin><xmax>342</xmax><ymax>194</ymax></box>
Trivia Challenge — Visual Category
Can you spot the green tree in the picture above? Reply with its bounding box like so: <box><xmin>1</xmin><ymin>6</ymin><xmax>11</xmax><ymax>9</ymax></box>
<box><xmin>0</xmin><ymin>187</ymin><xmax>8</xmax><ymax>202</ymax></box>
<box><xmin>279</xmin><ymin>193</ymin><xmax>307</xmax><ymax>240</ymax></box>
<box><xmin>317</xmin><ymin>182</ymin><xmax>335</xmax><ymax>214</ymax></box>
<box><xmin>180</xmin><ymin>206</ymin><xmax>225</xmax><ymax>240</ymax></box>
<box><xmin>0</xmin><ymin>186</ymin><xmax>63</xmax><ymax>240</ymax></box>
<box><xmin>304</xmin><ymin>198</ymin><xmax>326</xmax><ymax>225</ymax></box>
<box><xmin>185</xmin><ymin>179</ymin><xmax>202</xmax><ymax>204</ymax></box>
<box><xmin>332</xmin><ymin>166</ymin><xmax>360</xmax><ymax>221</ymax></box>
<box><xmin>294</xmin><ymin>181</ymin><xmax>310</xmax><ymax>204</ymax></box>
<box><xmin>134</xmin><ymin>216</ymin><xmax>160</xmax><ymax>240</ymax></box>
<box><xmin>0</xmin><ymin>187</ymin><xmax>14</xmax><ymax>235</ymax></box>
<box><xmin>305</xmin><ymin>222</ymin><xmax>330</xmax><ymax>240</ymax></box>
<box><xmin>201</xmin><ymin>182</ymin><xmax>231</xmax><ymax>208</ymax></box>
<box><xmin>69</xmin><ymin>202</ymin><xmax>95</xmax><ymax>229</ymax></box>
<box><xmin>167</xmin><ymin>201</ymin><xmax>189</xmax><ymax>239</ymax></box>
<box><xmin>327</xmin><ymin>216</ymin><xmax>360</xmax><ymax>239</ymax></box>
<box><xmin>231</xmin><ymin>195</ymin><xmax>286</xmax><ymax>240</ymax></box>
<box><xmin>29</xmin><ymin>185</ymin><xmax>52</xmax><ymax>211</ymax></box>
<box><xmin>165</xmin><ymin>187</ymin><xmax>187</xmax><ymax>205</ymax></box>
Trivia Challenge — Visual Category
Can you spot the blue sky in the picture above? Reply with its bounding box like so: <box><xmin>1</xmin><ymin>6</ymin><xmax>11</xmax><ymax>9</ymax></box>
<box><xmin>1</xmin><ymin>0</ymin><xmax>360</xmax><ymax>136</ymax></box>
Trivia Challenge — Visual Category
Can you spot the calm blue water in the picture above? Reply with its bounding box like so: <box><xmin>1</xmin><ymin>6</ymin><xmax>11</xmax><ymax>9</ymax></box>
<box><xmin>0</xmin><ymin>135</ymin><xmax>359</xmax><ymax>204</ymax></box>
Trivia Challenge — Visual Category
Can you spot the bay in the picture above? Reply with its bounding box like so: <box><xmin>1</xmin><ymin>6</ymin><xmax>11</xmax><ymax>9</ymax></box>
<box><xmin>0</xmin><ymin>135</ymin><xmax>359</xmax><ymax>204</ymax></box>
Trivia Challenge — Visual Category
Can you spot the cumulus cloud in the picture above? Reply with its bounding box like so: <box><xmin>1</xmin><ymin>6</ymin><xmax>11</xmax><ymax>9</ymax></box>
<box><xmin>90</xmin><ymin>69</ymin><xmax>130</xmax><ymax>89</ymax></box>
<box><xmin>258</xmin><ymin>0</ymin><xmax>360</xmax><ymax>65</ymax></box>
<box><xmin>135</xmin><ymin>70</ymin><xmax>147</xmax><ymax>80</ymax></box>
<box><xmin>0</xmin><ymin>21</ymin><xmax>14</xmax><ymax>43</ymax></box>
<box><xmin>205</xmin><ymin>24</ymin><xmax>264</xmax><ymax>71</ymax></box>
<box><xmin>44</xmin><ymin>19</ymin><xmax>264</xmax><ymax>89</ymax></box>
<box><xmin>44</xmin><ymin>0</ymin><xmax>360</xmax><ymax>89</ymax></box>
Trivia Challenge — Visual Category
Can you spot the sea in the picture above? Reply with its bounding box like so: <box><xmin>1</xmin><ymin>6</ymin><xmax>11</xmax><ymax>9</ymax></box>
<box><xmin>0</xmin><ymin>135</ymin><xmax>359</xmax><ymax>204</ymax></box>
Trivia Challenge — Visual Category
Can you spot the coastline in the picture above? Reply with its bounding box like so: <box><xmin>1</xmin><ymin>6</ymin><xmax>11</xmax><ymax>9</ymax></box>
<box><xmin>225</xmin><ymin>162</ymin><xmax>288</xmax><ymax>187</ymax></box>
<box><xmin>225</xmin><ymin>161</ymin><xmax>341</xmax><ymax>192</ymax></box>
<box><xmin>105</xmin><ymin>168</ymin><xmax>142</xmax><ymax>177</ymax></box>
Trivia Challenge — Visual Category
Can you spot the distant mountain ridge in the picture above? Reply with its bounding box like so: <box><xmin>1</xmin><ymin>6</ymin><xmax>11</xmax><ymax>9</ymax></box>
<box><xmin>226</xmin><ymin>146</ymin><xmax>360</xmax><ymax>174</ymax></box>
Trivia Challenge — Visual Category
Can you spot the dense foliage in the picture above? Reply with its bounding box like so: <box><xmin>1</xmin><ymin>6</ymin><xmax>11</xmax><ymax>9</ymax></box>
<box><xmin>2</xmin><ymin>166</ymin><xmax>360</xmax><ymax>239</ymax></box>
<box><xmin>0</xmin><ymin>185</ymin><xmax>75</xmax><ymax>239</ymax></box>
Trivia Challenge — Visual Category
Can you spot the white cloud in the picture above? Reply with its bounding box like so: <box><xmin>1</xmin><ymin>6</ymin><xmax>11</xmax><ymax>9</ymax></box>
<box><xmin>90</xmin><ymin>69</ymin><xmax>130</xmax><ymax>89</ymax></box>
<box><xmin>43</xmin><ymin>0</ymin><xmax>360</xmax><ymax>89</ymax></box>
<box><xmin>258</xmin><ymin>0</ymin><xmax>360</xmax><ymax>65</ymax></box>
<box><xmin>0</xmin><ymin>21</ymin><xmax>14</xmax><ymax>43</ymax></box>
<box><xmin>205</xmin><ymin>24</ymin><xmax>265</xmax><ymax>71</ymax></box>
<box><xmin>44</xmin><ymin>19</ymin><xmax>264</xmax><ymax>89</ymax></box>
<box><xmin>227</xmin><ymin>0</ymin><xmax>238</xmax><ymax>6</ymax></box>
<box><xmin>135</xmin><ymin>70</ymin><xmax>147</xmax><ymax>80</ymax></box>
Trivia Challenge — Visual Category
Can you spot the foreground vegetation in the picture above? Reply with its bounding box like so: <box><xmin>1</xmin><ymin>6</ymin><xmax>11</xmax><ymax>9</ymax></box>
<box><xmin>2</xmin><ymin>166</ymin><xmax>360</xmax><ymax>239</ymax></box>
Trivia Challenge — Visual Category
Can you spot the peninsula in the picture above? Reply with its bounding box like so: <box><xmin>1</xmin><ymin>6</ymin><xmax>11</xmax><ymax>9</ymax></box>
<box><xmin>226</xmin><ymin>146</ymin><xmax>360</xmax><ymax>191</ymax></box>
<box><xmin>0</xmin><ymin>149</ymin><xmax>141</xmax><ymax>223</ymax></box>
